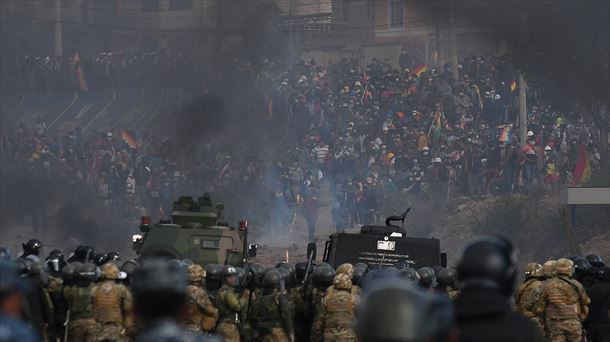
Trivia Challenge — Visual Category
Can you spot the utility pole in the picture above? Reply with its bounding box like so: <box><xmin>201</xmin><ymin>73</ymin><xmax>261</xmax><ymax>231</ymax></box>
<box><xmin>449</xmin><ymin>11</ymin><xmax>458</xmax><ymax>80</ymax></box>
<box><xmin>519</xmin><ymin>73</ymin><xmax>527</xmax><ymax>145</ymax></box>
<box><xmin>54</xmin><ymin>0</ymin><xmax>63</xmax><ymax>56</ymax></box>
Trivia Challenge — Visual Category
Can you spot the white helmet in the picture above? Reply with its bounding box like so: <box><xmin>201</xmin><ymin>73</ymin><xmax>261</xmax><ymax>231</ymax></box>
<box><xmin>527</xmin><ymin>130</ymin><xmax>534</xmax><ymax>137</ymax></box>
<box><xmin>434</xmin><ymin>157</ymin><xmax>442</xmax><ymax>163</ymax></box>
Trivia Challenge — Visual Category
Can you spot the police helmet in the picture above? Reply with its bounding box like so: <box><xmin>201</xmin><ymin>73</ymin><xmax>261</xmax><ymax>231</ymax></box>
<box><xmin>417</xmin><ymin>267</ymin><xmax>437</xmax><ymax>289</ymax></box>
<box><xmin>585</xmin><ymin>254</ymin><xmax>605</xmax><ymax>267</ymax></box>
<box><xmin>205</xmin><ymin>264</ymin><xmax>223</xmax><ymax>280</ymax></box>
<box><xmin>22</xmin><ymin>239</ymin><xmax>42</xmax><ymax>256</ymax></box>
<box><xmin>121</xmin><ymin>260</ymin><xmax>138</xmax><ymax>278</ymax></box>
<box><xmin>106</xmin><ymin>252</ymin><xmax>121</xmax><ymax>263</ymax></box>
<box><xmin>263</xmin><ymin>268</ymin><xmax>281</xmax><ymax>288</ymax></box>
<box><xmin>222</xmin><ymin>266</ymin><xmax>238</xmax><ymax>278</ymax></box>
<box><xmin>295</xmin><ymin>262</ymin><xmax>307</xmax><ymax>282</ymax></box>
<box><xmin>400</xmin><ymin>267</ymin><xmax>421</xmax><ymax>284</ymax></box>
<box><xmin>357</xmin><ymin>276</ymin><xmax>453</xmax><ymax>342</ymax></box>
<box><xmin>62</xmin><ymin>262</ymin><xmax>79</xmax><ymax>282</ymax></box>
<box><xmin>132</xmin><ymin>258</ymin><xmax>187</xmax><ymax>296</ymax></box>
<box><xmin>352</xmin><ymin>265</ymin><xmax>366</xmax><ymax>286</ymax></box>
<box><xmin>313</xmin><ymin>267</ymin><xmax>335</xmax><ymax>289</ymax></box>
<box><xmin>94</xmin><ymin>253</ymin><xmax>108</xmax><ymax>266</ymax></box>
<box><xmin>569</xmin><ymin>257</ymin><xmax>591</xmax><ymax>278</ymax></box>
<box><xmin>251</xmin><ymin>263</ymin><xmax>266</xmax><ymax>283</ymax></box>
<box><xmin>456</xmin><ymin>236</ymin><xmax>518</xmax><ymax>297</ymax></box>
<box><xmin>437</xmin><ymin>267</ymin><xmax>458</xmax><ymax>288</ymax></box>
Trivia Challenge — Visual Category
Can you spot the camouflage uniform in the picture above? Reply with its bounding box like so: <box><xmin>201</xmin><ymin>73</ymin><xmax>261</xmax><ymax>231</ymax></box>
<box><xmin>90</xmin><ymin>263</ymin><xmax>133</xmax><ymax>342</ymax></box>
<box><xmin>183</xmin><ymin>265</ymin><xmax>218</xmax><ymax>333</ymax></box>
<box><xmin>63</xmin><ymin>284</ymin><xmax>97</xmax><ymax>342</ymax></box>
<box><xmin>541</xmin><ymin>259</ymin><xmax>591</xmax><ymax>342</ymax></box>
<box><xmin>515</xmin><ymin>263</ymin><xmax>545</xmax><ymax>330</ymax></box>
<box><xmin>311</xmin><ymin>274</ymin><xmax>359</xmax><ymax>342</ymax></box>
<box><xmin>252</xmin><ymin>290</ymin><xmax>294</xmax><ymax>342</ymax></box>
<box><xmin>216</xmin><ymin>283</ymin><xmax>246</xmax><ymax>341</ymax></box>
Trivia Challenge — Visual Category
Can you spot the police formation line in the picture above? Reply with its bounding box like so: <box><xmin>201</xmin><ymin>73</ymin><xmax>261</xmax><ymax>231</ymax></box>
<box><xmin>1</xmin><ymin>237</ymin><xmax>609</xmax><ymax>342</ymax></box>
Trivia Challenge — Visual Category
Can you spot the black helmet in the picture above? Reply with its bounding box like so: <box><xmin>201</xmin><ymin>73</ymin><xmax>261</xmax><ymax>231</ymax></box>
<box><xmin>417</xmin><ymin>267</ymin><xmax>437</xmax><ymax>289</ymax></box>
<box><xmin>94</xmin><ymin>253</ymin><xmax>108</xmax><ymax>266</ymax></box>
<box><xmin>400</xmin><ymin>267</ymin><xmax>421</xmax><ymax>284</ymax></box>
<box><xmin>352</xmin><ymin>265</ymin><xmax>366</xmax><ymax>286</ymax></box>
<box><xmin>357</xmin><ymin>276</ymin><xmax>453</xmax><ymax>342</ymax></box>
<box><xmin>263</xmin><ymin>268</ymin><xmax>281</xmax><ymax>288</ymax></box>
<box><xmin>22</xmin><ymin>239</ymin><xmax>42</xmax><ymax>256</ymax></box>
<box><xmin>46</xmin><ymin>250</ymin><xmax>66</xmax><ymax>274</ymax></box>
<box><xmin>437</xmin><ymin>267</ymin><xmax>458</xmax><ymax>288</ymax></box>
<box><xmin>295</xmin><ymin>262</ymin><xmax>307</xmax><ymax>282</ymax></box>
<box><xmin>0</xmin><ymin>246</ymin><xmax>12</xmax><ymax>261</ymax></box>
<box><xmin>74</xmin><ymin>245</ymin><xmax>96</xmax><ymax>263</ymax></box>
<box><xmin>106</xmin><ymin>252</ymin><xmax>121</xmax><ymax>263</ymax></box>
<box><xmin>277</xmin><ymin>263</ymin><xmax>296</xmax><ymax>285</ymax></box>
<box><xmin>456</xmin><ymin>236</ymin><xmax>518</xmax><ymax>297</ymax></box>
<box><xmin>205</xmin><ymin>264</ymin><xmax>223</xmax><ymax>291</ymax></box>
<box><xmin>569</xmin><ymin>256</ymin><xmax>591</xmax><ymax>279</ymax></box>
<box><xmin>251</xmin><ymin>263</ymin><xmax>266</xmax><ymax>283</ymax></box>
<box><xmin>432</xmin><ymin>265</ymin><xmax>444</xmax><ymax>277</ymax></box>
<box><xmin>313</xmin><ymin>267</ymin><xmax>335</xmax><ymax>289</ymax></box>
<box><xmin>205</xmin><ymin>264</ymin><xmax>222</xmax><ymax>280</ymax></box>
<box><xmin>585</xmin><ymin>254</ymin><xmax>605</xmax><ymax>267</ymax></box>
<box><xmin>132</xmin><ymin>258</ymin><xmax>187</xmax><ymax>295</ymax></box>
<box><xmin>121</xmin><ymin>260</ymin><xmax>138</xmax><ymax>277</ymax></box>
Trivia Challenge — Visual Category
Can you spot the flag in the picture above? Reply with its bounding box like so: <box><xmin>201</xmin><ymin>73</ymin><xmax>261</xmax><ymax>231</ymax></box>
<box><xmin>413</xmin><ymin>65</ymin><xmax>428</xmax><ymax>78</ymax></box>
<box><xmin>572</xmin><ymin>143</ymin><xmax>591</xmax><ymax>186</ymax></box>
<box><xmin>510</xmin><ymin>79</ymin><xmax>517</xmax><ymax>92</ymax></box>
<box><xmin>73</xmin><ymin>53</ymin><xmax>88</xmax><ymax>92</ymax></box>
<box><xmin>121</xmin><ymin>130</ymin><xmax>138</xmax><ymax>149</ymax></box>
<box><xmin>499</xmin><ymin>126</ymin><xmax>512</xmax><ymax>142</ymax></box>
<box><xmin>433</xmin><ymin>107</ymin><xmax>443</xmax><ymax>140</ymax></box>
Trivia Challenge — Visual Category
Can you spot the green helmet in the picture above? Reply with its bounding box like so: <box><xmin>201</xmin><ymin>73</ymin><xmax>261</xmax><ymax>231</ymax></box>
<box><xmin>222</xmin><ymin>265</ymin><xmax>238</xmax><ymax>277</ymax></box>
<box><xmin>263</xmin><ymin>268</ymin><xmax>281</xmax><ymax>288</ymax></box>
<box><xmin>556</xmin><ymin>258</ymin><xmax>574</xmax><ymax>277</ymax></box>
<box><xmin>524</xmin><ymin>263</ymin><xmax>543</xmax><ymax>278</ymax></box>
<box><xmin>542</xmin><ymin>260</ymin><xmax>557</xmax><ymax>278</ymax></box>
<box><xmin>313</xmin><ymin>267</ymin><xmax>335</xmax><ymax>289</ymax></box>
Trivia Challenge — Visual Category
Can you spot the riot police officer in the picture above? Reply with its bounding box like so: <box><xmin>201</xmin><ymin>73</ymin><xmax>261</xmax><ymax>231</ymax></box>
<box><xmin>216</xmin><ymin>266</ymin><xmax>246</xmax><ymax>341</ymax></box>
<box><xmin>454</xmin><ymin>236</ymin><xmax>544</xmax><ymax>342</ymax></box>
<box><xmin>132</xmin><ymin>259</ymin><xmax>210</xmax><ymax>341</ymax></box>
<box><xmin>251</xmin><ymin>268</ymin><xmax>294</xmax><ymax>341</ymax></box>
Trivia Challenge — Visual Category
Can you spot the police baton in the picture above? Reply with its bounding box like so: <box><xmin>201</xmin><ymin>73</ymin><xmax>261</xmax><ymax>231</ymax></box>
<box><xmin>301</xmin><ymin>242</ymin><xmax>317</xmax><ymax>286</ymax></box>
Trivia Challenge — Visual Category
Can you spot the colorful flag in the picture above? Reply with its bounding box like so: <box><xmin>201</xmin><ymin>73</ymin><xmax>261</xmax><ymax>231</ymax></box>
<box><xmin>510</xmin><ymin>79</ymin><xmax>517</xmax><ymax>92</ymax></box>
<box><xmin>499</xmin><ymin>126</ymin><xmax>512</xmax><ymax>142</ymax></box>
<box><xmin>413</xmin><ymin>65</ymin><xmax>428</xmax><ymax>78</ymax></box>
<box><xmin>572</xmin><ymin>143</ymin><xmax>591</xmax><ymax>186</ymax></box>
<box><xmin>121</xmin><ymin>130</ymin><xmax>138</xmax><ymax>149</ymax></box>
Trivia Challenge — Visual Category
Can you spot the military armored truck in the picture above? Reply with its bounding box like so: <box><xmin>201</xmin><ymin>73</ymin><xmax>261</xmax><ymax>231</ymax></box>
<box><xmin>132</xmin><ymin>194</ymin><xmax>257</xmax><ymax>267</ymax></box>
<box><xmin>322</xmin><ymin>208</ymin><xmax>446</xmax><ymax>268</ymax></box>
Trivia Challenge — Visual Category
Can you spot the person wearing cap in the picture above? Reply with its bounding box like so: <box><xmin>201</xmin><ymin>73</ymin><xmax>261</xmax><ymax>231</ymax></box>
<box><xmin>216</xmin><ymin>266</ymin><xmax>246</xmax><ymax>341</ymax></box>
<box><xmin>0</xmin><ymin>260</ymin><xmax>40</xmax><ymax>341</ymax></box>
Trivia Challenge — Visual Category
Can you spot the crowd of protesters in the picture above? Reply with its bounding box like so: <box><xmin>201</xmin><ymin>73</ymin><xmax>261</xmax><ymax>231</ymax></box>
<box><xmin>0</xmin><ymin>50</ymin><xmax>605</xmax><ymax>239</ymax></box>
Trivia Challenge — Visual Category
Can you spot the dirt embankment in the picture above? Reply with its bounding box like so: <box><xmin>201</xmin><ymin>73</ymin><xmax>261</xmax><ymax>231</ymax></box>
<box><xmin>384</xmin><ymin>190</ymin><xmax>610</xmax><ymax>267</ymax></box>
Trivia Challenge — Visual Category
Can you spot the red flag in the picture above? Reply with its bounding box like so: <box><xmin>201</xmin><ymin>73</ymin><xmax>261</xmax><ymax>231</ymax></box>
<box><xmin>572</xmin><ymin>143</ymin><xmax>590</xmax><ymax>186</ymax></box>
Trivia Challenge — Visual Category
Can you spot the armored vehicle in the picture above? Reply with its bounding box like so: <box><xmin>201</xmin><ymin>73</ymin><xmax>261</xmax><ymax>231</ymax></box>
<box><xmin>322</xmin><ymin>209</ymin><xmax>446</xmax><ymax>268</ymax></box>
<box><xmin>132</xmin><ymin>194</ymin><xmax>257</xmax><ymax>267</ymax></box>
